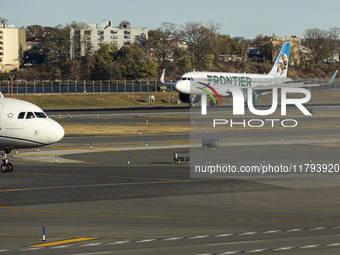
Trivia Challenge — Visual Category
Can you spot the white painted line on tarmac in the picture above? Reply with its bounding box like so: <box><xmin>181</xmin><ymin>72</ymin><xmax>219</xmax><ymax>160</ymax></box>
<box><xmin>72</xmin><ymin>252</ymin><xmax>112</xmax><ymax>255</ymax></box>
<box><xmin>2</xmin><ymin>225</ymin><xmax>339</xmax><ymax>253</ymax></box>
<box><xmin>198</xmin><ymin>242</ymin><xmax>340</xmax><ymax>255</ymax></box>
<box><xmin>206</xmin><ymin>240</ymin><xmax>262</xmax><ymax>246</ymax></box>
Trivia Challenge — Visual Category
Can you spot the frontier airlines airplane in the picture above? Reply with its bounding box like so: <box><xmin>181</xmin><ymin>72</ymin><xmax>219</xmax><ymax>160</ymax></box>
<box><xmin>161</xmin><ymin>42</ymin><xmax>337</xmax><ymax>106</ymax></box>
<box><xmin>0</xmin><ymin>94</ymin><xmax>64</xmax><ymax>172</ymax></box>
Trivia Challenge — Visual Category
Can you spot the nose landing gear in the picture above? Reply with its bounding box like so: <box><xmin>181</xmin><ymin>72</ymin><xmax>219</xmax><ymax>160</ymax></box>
<box><xmin>1</xmin><ymin>149</ymin><xmax>13</xmax><ymax>173</ymax></box>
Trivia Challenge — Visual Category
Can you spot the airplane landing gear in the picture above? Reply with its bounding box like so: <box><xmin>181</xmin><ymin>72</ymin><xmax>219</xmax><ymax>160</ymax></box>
<box><xmin>1</xmin><ymin>149</ymin><xmax>13</xmax><ymax>173</ymax></box>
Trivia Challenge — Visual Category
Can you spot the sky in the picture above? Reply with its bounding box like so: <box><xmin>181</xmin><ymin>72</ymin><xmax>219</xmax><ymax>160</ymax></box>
<box><xmin>2</xmin><ymin>0</ymin><xmax>340</xmax><ymax>39</ymax></box>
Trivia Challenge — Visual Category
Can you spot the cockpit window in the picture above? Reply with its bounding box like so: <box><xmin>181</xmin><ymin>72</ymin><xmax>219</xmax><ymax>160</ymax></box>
<box><xmin>181</xmin><ymin>77</ymin><xmax>187</xmax><ymax>80</ymax></box>
<box><xmin>18</xmin><ymin>112</ymin><xmax>25</xmax><ymax>119</ymax></box>
<box><xmin>35</xmin><ymin>112</ymin><xmax>47</xmax><ymax>118</ymax></box>
<box><xmin>26</xmin><ymin>112</ymin><xmax>35</xmax><ymax>119</ymax></box>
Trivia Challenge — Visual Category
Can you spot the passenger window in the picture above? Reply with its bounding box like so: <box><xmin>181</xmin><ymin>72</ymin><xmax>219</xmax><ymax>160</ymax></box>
<box><xmin>18</xmin><ymin>112</ymin><xmax>25</xmax><ymax>119</ymax></box>
<box><xmin>26</xmin><ymin>112</ymin><xmax>35</xmax><ymax>119</ymax></box>
<box><xmin>35</xmin><ymin>112</ymin><xmax>47</xmax><ymax>118</ymax></box>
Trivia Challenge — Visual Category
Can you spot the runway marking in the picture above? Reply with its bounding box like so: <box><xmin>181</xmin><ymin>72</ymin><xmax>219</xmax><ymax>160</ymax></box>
<box><xmin>37</xmin><ymin>161</ymin><xmax>99</xmax><ymax>164</ymax></box>
<box><xmin>27</xmin><ymin>237</ymin><xmax>98</xmax><ymax>247</ymax></box>
<box><xmin>1</xmin><ymin>225</ymin><xmax>339</xmax><ymax>253</ymax></box>
<box><xmin>206</xmin><ymin>240</ymin><xmax>262</xmax><ymax>246</ymax></box>
<box><xmin>197</xmin><ymin>243</ymin><xmax>340</xmax><ymax>254</ymax></box>
<box><xmin>14</xmin><ymin>154</ymin><xmax>67</xmax><ymax>157</ymax></box>
<box><xmin>135</xmin><ymin>122</ymin><xmax>160</xmax><ymax>125</ymax></box>
<box><xmin>51</xmin><ymin>146</ymin><xmax>121</xmax><ymax>152</ymax></box>
<box><xmin>72</xmin><ymin>252</ymin><xmax>112</xmax><ymax>255</ymax></box>
<box><xmin>0</xmin><ymin>179</ymin><xmax>193</xmax><ymax>193</ymax></box>
<box><xmin>2</xmin><ymin>205</ymin><xmax>340</xmax><ymax>225</ymax></box>
<box><xmin>11</xmin><ymin>172</ymin><xmax>174</xmax><ymax>181</ymax></box>
<box><xmin>0</xmin><ymin>235</ymin><xmax>157</xmax><ymax>240</ymax></box>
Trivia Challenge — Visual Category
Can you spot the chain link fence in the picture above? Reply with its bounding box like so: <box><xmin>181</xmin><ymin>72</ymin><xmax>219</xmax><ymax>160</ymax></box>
<box><xmin>0</xmin><ymin>80</ymin><xmax>176</xmax><ymax>94</ymax></box>
<box><xmin>306</xmin><ymin>79</ymin><xmax>340</xmax><ymax>90</ymax></box>
<box><xmin>0</xmin><ymin>79</ymin><xmax>338</xmax><ymax>94</ymax></box>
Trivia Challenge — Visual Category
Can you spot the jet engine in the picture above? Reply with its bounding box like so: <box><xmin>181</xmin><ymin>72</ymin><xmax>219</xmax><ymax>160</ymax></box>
<box><xmin>178</xmin><ymin>93</ymin><xmax>190</xmax><ymax>103</ymax></box>
<box><xmin>178</xmin><ymin>93</ymin><xmax>201</xmax><ymax>104</ymax></box>
<box><xmin>242</xmin><ymin>90</ymin><xmax>258</xmax><ymax>104</ymax></box>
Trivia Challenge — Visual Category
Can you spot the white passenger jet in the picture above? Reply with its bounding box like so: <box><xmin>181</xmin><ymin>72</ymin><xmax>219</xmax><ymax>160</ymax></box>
<box><xmin>0</xmin><ymin>94</ymin><xmax>64</xmax><ymax>172</ymax></box>
<box><xmin>161</xmin><ymin>42</ymin><xmax>337</xmax><ymax>106</ymax></box>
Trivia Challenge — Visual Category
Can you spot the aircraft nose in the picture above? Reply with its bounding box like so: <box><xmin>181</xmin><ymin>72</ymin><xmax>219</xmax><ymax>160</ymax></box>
<box><xmin>175</xmin><ymin>81</ymin><xmax>190</xmax><ymax>94</ymax></box>
<box><xmin>47</xmin><ymin>121</ymin><xmax>64</xmax><ymax>144</ymax></box>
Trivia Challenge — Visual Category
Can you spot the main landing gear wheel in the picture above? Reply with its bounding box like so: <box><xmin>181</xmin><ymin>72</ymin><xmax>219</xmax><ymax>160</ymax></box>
<box><xmin>1</xmin><ymin>149</ymin><xmax>13</xmax><ymax>173</ymax></box>
<box><xmin>1</xmin><ymin>163</ymin><xmax>13</xmax><ymax>173</ymax></box>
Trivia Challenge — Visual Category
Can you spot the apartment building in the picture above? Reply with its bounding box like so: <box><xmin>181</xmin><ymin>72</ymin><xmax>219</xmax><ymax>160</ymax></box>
<box><xmin>0</xmin><ymin>26</ymin><xmax>26</xmax><ymax>73</ymax></box>
<box><xmin>70</xmin><ymin>20</ymin><xmax>147</xmax><ymax>59</ymax></box>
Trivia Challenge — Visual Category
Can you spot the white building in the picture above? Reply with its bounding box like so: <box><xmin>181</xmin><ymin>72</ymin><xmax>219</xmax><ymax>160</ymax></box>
<box><xmin>0</xmin><ymin>25</ymin><xmax>26</xmax><ymax>73</ymax></box>
<box><xmin>70</xmin><ymin>20</ymin><xmax>147</xmax><ymax>59</ymax></box>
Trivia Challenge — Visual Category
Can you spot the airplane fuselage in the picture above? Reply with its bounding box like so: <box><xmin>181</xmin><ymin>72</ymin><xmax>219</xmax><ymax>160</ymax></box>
<box><xmin>0</xmin><ymin>98</ymin><xmax>64</xmax><ymax>150</ymax></box>
<box><xmin>175</xmin><ymin>71</ymin><xmax>292</xmax><ymax>96</ymax></box>
<box><xmin>160</xmin><ymin>43</ymin><xmax>293</xmax><ymax>103</ymax></box>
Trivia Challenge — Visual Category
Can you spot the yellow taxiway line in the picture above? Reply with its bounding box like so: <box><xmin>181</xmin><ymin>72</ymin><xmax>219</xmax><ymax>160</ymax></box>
<box><xmin>27</xmin><ymin>237</ymin><xmax>98</xmax><ymax>247</ymax></box>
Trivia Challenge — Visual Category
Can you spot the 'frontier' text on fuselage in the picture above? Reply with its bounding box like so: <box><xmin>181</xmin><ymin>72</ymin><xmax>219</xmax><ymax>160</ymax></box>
<box><xmin>207</xmin><ymin>75</ymin><xmax>252</xmax><ymax>87</ymax></box>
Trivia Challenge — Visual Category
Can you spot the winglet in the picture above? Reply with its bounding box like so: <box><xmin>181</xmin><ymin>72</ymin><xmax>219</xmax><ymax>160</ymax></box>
<box><xmin>160</xmin><ymin>69</ymin><xmax>166</xmax><ymax>84</ymax></box>
<box><xmin>0</xmin><ymin>92</ymin><xmax>4</xmax><ymax>98</ymax></box>
<box><xmin>330</xmin><ymin>70</ymin><xmax>338</xmax><ymax>84</ymax></box>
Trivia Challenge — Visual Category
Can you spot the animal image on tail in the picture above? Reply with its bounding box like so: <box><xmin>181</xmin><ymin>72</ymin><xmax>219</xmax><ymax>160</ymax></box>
<box><xmin>277</xmin><ymin>53</ymin><xmax>289</xmax><ymax>75</ymax></box>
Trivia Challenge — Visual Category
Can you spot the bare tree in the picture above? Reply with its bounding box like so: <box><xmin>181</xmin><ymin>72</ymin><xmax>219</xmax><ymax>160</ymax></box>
<box><xmin>147</xmin><ymin>22</ymin><xmax>179</xmax><ymax>68</ymax></box>
<box><xmin>303</xmin><ymin>28</ymin><xmax>332</xmax><ymax>63</ymax></box>
<box><xmin>180</xmin><ymin>21</ymin><xmax>221</xmax><ymax>67</ymax></box>
<box><xmin>328</xmin><ymin>27</ymin><xmax>340</xmax><ymax>60</ymax></box>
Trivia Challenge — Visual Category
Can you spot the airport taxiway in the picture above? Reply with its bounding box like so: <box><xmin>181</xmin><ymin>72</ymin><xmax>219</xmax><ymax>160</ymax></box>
<box><xmin>1</xmin><ymin>107</ymin><xmax>340</xmax><ymax>254</ymax></box>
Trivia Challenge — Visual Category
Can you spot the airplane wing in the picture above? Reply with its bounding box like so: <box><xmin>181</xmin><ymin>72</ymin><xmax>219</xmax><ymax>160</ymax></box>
<box><xmin>160</xmin><ymin>69</ymin><xmax>176</xmax><ymax>87</ymax></box>
<box><xmin>254</xmin><ymin>70</ymin><xmax>338</xmax><ymax>91</ymax></box>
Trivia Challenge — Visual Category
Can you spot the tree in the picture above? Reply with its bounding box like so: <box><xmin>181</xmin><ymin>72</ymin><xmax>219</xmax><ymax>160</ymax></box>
<box><xmin>252</xmin><ymin>35</ymin><xmax>272</xmax><ymax>62</ymax></box>
<box><xmin>117</xmin><ymin>43</ymin><xmax>147</xmax><ymax>79</ymax></box>
<box><xmin>0</xmin><ymin>17</ymin><xmax>9</xmax><ymax>28</ymax></box>
<box><xmin>117</xmin><ymin>43</ymin><xmax>158</xmax><ymax>79</ymax></box>
<box><xmin>147</xmin><ymin>22</ymin><xmax>179</xmax><ymax>68</ymax></box>
<box><xmin>171</xmin><ymin>46</ymin><xmax>191</xmax><ymax>74</ymax></box>
<box><xmin>213</xmin><ymin>35</ymin><xmax>244</xmax><ymax>62</ymax></box>
<box><xmin>82</xmin><ymin>55</ymin><xmax>96</xmax><ymax>80</ymax></box>
<box><xmin>303</xmin><ymin>28</ymin><xmax>332</xmax><ymax>63</ymax></box>
<box><xmin>328</xmin><ymin>27</ymin><xmax>340</xmax><ymax>61</ymax></box>
<box><xmin>180</xmin><ymin>21</ymin><xmax>221</xmax><ymax>67</ymax></box>
<box><xmin>95</xmin><ymin>42</ymin><xmax>117</xmax><ymax>79</ymax></box>
<box><xmin>53</xmin><ymin>67</ymin><xmax>62</xmax><ymax>80</ymax></box>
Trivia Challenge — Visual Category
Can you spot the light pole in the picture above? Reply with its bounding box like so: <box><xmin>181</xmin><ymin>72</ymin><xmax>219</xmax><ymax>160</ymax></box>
<box><xmin>9</xmin><ymin>75</ymin><xmax>14</xmax><ymax>98</ymax></box>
